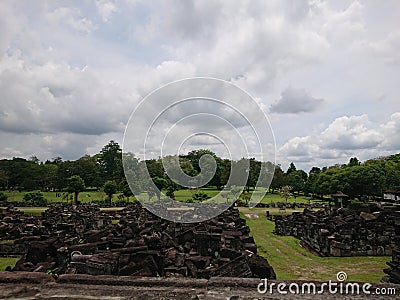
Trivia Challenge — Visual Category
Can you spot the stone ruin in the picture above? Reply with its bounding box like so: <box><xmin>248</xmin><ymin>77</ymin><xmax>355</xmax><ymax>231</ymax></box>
<box><xmin>383</xmin><ymin>247</ymin><xmax>400</xmax><ymax>284</ymax></box>
<box><xmin>272</xmin><ymin>205</ymin><xmax>400</xmax><ymax>257</ymax></box>
<box><xmin>1</xmin><ymin>203</ymin><xmax>276</xmax><ymax>279</ymax></box>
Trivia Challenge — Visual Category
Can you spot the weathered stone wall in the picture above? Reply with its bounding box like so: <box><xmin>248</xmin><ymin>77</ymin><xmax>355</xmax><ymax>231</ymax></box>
<box><xmin>0</xmin><ymin>272</ymin><xmax>399</xmax><ymax>299</ymax></box>
<box><xmin>384</xmin><ymin>247</ymin><xmax>400</xmax><ymax>284</ymax></box>
<box><xmin>273</xmin><ymin>206</ymin><xmax>400</xmax><ymax>257</ymax></box>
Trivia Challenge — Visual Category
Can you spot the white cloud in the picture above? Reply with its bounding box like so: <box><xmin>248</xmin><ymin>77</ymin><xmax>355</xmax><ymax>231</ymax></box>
<box><xmin>0</xmin><ymin>0</ymin><xmax>399</xmax><ymax>167</ymax></box>
<box><xmin>380</xmin><ymin>112</ymin><xmax>400</xmax><ymax>150</ymax></box>
<box><xmin>368</xmin><ymin>30</ymin><xmax>400</xmax><ymax>65</ymax></box>
<box><xmin>46</xmin><ymin>7</ymin><xmax>96</xmax><ymax>34</ymax></box>
<box><xmin>321</xmin><ymin>115</ymin><xmax>383</xmax><ymax>150</ymax></box>
<box><xmin>279</xmin><ymin>113</ymin><xmax>399</xmax><ymax>170</ymax></box>
<box><xmin>96</xmin><ymin>0</ymin><xmax>117</xmax><ymax>22</ymax></box>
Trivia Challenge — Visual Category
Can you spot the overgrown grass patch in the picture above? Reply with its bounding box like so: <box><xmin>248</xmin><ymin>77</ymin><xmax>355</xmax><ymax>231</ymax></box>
<box><xmin>0</xmin><ymin>257</ymin><xmax>19</xmax><ymax>271</ymax></box>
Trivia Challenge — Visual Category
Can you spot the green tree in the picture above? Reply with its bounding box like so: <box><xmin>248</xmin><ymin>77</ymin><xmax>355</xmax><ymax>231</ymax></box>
<box><xmin>98</xmin><ymin>140</ymin><xmax>123</xmax><ymax>181</ymax></box>
<box><xmin>0</xmin><ymin>170</ymin><xmax>9</xmax><ymax>189</ymax></box>
<box><xmin>191</xmin><ymin>190</ymin><xmax>210</xmax><ymax>202</ymax></box>
<box><xmin>229</xmin><ymin>185</ymin><xmax>242</xmax><ymax>202</ymax></box>
<box><xmin>120</xmin><ymin>179</ymin><xmax>134</xmax><ymax>201</ymax></box>
<box><xmin>246</xmin><ymin>158</ymin><xmax>261</xmax><ymax>192</ymax></box>
<box><xmin>66</xmin><ymin>175</ymin><xmax>86</xmax><ymax>205</ymax></box>
<box><xmin>41</xmin><ymin>163</ymin><xmax>58</xmax><ymax>191</ymax></box>
<box><xmin>314</xmin><ymin>167</ymin><xmax>341</xmax><ymax>196</ymax></box>
<box><xmin>103</xmin><ymin>180</ymin><xmax>118</xmax><ymax>205</ymax></box>
<box><xmin>73</xmin><ymin>155</ymin><xmax>101</xmax><ymax>188</ymax></box>
<box><xmin>286</xmin><ymin>162</ymin><xmax>297</xmax><ymax>175</ymax></box>
<box><xmin>279</xmin><ymin>185</ymin><xmax>293</xmax><ymax>204</ymax></box>
<box><xmin>270</xmin><ymin>165</ymin><xmax>286</xmax><ymax>192</ymax></box>
<box><xmin>304</xmin><ymin>167</ymin><xmax>321</xmax><ymax>196</ymax></box>
<box><xmin>55</xmin><ymin>160</ymin><xmax>75</xmax><ymax>191</ymax></box>
<box><xmin>287</xmin><ymin>170</ymin><xmax>307</xmax><ymax>195</ymax></box>
<box><xmin>228</xmin><ymin>158</ymin><xmax>250</xmax><ymax>188</ymax></box>
<box><xmin>29</xmin><ymin>155</ymin><xmax>40</xmax><ymax>164</ymax></box>
<box><xmin>186</xmin><ymin>149</ymin><xmax>216</xmax><ymax>172</ymax></box>
<box><xmin>348</xmin><ymin>157</ymin><xmax>361</xmax><ymax>167</ymax></box>
<box><xmin>151</xmin><ymin>177</ymin><xmax>168</xmax><ymax>200</ymax></box>
<box><xmin>145</xmin><ymin>159</ymin><xmax>164</xmax><ymax>178</ymax></box>
<box><xmin>219</xmin><ymin>159</ymin><xmax>231</xmax><ymax>187</ymax></box>
<box><xmin>165</xmin><ymin>184</ymin><xmax>176</xmax><ymax>200</ymax></box>
<box><xmin>240</xmin><ymin>191</ymin><xmax>251</xmax><ymax>206</ymax></box>
<box><xmin>185</xmin><ymin>149</ymin><xmax>223</xmax><ymax>188</ymax></box>
<box><xmin>23</xmin><ymin>191</ymin><xmax>46</xmax><ymax>206</ymax></box>
<box><xmin>0</xmin><ymin>191</ymin><xmax>7</xmax><ymax>202</ymax></box>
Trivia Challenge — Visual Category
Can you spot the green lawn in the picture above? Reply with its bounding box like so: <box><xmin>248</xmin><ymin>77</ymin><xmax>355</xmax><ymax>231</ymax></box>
<box><xmin>240</xmin><ymin>209</ymin><xmax>390</xmax><ymax>282</ymax></box>
<box><xmin>11</xmin><ymin>207</ymin><xmax>47</xmax><ymax>216</ymax></box>
<box><xmin>0</xmin><ymin>257</ymin><xmax>19</xmax><ymax>271</ymax></box>
<box><xmin>3</xmin><ymin>188</ymin><xmax>316</xmax><ymax>206</ymax></box>
<box><xmin>172</xmin><ymin>188</ymin><xmax>313</xmax><ymax>204</ymax></box>
<box><xmin>4</xmin><ymin>190</ymin><xmax>119</xmax><ymax>204</ymax></box>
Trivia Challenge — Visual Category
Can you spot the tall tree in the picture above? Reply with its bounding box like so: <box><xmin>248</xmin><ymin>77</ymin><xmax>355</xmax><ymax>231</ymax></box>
<box><xmin>98</xmin><ymin>140</ymin><xmax>123</xmax><ymax>181</ymax></box>
<box><xmin>0</xmin><ymin>170</ymin><xmax>9</xmax><ymax>189</ymax></box>
<box><xmin>286</xmin><ymin>162</ymin><xmax>297</xmax><ymax>175</ymax></box>
<box><xmin>304</xmin><ymin>167</ymin><xmax>321</xmax><ymax>196</ymax></box>
<box><xmin>270</xmin><ymin>165</ymin><xmax>286</xmax><ymax>192</ymax></box>
<box><xmin>103</xmin><ymin>180</ymin><xmax>117</xmax><ymax>206</ymax></box>
<box><xmin>287</xmin><ymin>170</ymin><xmax>306</xmax><ymax>195</ymax></box>
<box><xmin>186</xmin><ymin>149</ymin><xmax>217</xmax><ymax>173</ymax></box>
<box><xmin>151</xmin><ymin>177</ymin><xmax>168</xmax><ymax>200</ymax></box>
<box><xmin>348</xmin><ymin>157</ymin><xmax>361</xmax><ymax>167</ymax></box>
<box><xmin>279</xmin><ymin>185</ymin><xmax>293</xmax><ymax>204</ymax></box>
<box><xmin>66</xmin><ymin>175</ymin><xmax>85</xmax><ymax>205</ymax></box>
<box><xmin>74</xmin><ymin>155</ymin><xmax>102</xmax><ymax>188</ymax></box>
<box><xmin>145</xmin><ymin>159</ymin><xmax>164</xmax><ymax>178</ymax></box>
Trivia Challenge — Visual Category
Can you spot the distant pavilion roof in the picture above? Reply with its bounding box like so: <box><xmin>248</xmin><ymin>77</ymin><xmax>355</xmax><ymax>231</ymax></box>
<box><xmin>384</xmin><ymin>190</ymin><xmax>397</xmax><ymax>194</ymax></box>
<box><xmin>331</xmin><ymin>191</ymin><xmax>348</xmax><ymax>198</ymax></box>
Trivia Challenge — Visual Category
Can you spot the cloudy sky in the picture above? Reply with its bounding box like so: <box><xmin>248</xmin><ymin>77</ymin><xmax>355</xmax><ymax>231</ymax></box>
<box><xmin>0</xmin><ymin>0</ymin><xmax>399</xmax><ymax>172</ymax></box>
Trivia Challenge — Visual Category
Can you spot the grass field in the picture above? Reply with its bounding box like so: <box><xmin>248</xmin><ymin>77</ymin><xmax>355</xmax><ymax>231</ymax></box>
<box><xmin>240</xmin><ymin>208</ymin><xmax>389</xmax><ymax>282</ymax></box>
<box><xmin>3</xmin><ymin>188</ymin><xmax>312</xmax><ymax>205</ymax></box>
<box><xmin>0</xmin><ymin>257</ymin><xmax>19</xmax><ymax>271</ymax></box>
<box><xmin>4</xmin><ymin>190</ymin><xmax>109</xmax><ymax>204</ymax></box>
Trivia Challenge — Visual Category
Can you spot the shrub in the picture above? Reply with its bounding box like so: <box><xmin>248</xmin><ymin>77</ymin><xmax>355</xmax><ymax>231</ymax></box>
<box><xmin>114</xmin><ymin>196</ymin><xmax>129</xmax><ymax>207</ymax></box>
<box><xmin>23</xmin><ymin>191</ymin><xmax>47</xmax><ymax>206</ymax></box>
<box><xmin>0</xmin><ymin>191</ymin><xmax>7</xmax><ymax>202</ymax></box>
<box><xmin>191</xmin><ymin>190</ymin><xmax>210</xmax><ymax>202</ymax></box>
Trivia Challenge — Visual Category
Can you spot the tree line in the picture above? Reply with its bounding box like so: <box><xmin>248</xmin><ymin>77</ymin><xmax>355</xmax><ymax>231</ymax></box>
<box><xmin>0</xmin><ymin>140</ymin><xmax>399</xmax><ymax>202</ymax></box>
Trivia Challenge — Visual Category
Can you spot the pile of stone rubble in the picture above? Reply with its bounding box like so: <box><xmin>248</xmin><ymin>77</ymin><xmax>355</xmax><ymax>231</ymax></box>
<box><xmin>383</xmin><ymin>247</ymin><xmax>400</xmax><ymax>284</ymax></box>
<box><xmin>273</xmin><ymin>205</ymin><xmax>400</xmax><ymax>257</ymax></box>
<box><xmin>1</xmin><ymin>203</ymin><xmax>275</xmax><ymax>279</ymax></box>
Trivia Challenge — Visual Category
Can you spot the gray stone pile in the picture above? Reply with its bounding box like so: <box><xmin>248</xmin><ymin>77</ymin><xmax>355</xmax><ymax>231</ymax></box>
<box><xmin>3</xmin><ymin>203</ymin><xmax>275</xmax><ymax>279</ymax></box>
<box><xmin>383</xmin><ymin>247</ymin><xmax>400</xmax><ymax>284</ymax></box>
<box><xmin>65</xmin><ymin>204</ymin><xmax>275</xmax><ymax>279</ymax></box>
<box><xmin>273</xmin><ymin>205</ymin><xmax>400</xmax><ymax>257</ymax></box>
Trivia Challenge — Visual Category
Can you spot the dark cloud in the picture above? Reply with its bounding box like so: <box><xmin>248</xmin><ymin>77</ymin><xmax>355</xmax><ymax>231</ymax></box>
<box><xmin>270</xmin><ymin>87</ymin><xmax>324</xmax><ymax>114</ymax></box>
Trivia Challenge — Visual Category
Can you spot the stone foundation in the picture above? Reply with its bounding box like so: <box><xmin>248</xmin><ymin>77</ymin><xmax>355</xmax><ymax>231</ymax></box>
<box><xmin>273</xmin><ymin>205</ymin><xmax>400</xmax><ymax>257</ymax></box>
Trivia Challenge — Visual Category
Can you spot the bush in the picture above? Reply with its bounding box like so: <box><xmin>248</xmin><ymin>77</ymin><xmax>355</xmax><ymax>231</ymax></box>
<box><xmin>191</xmin><ymin>190</ymin><xmax>210</xmax><ymax>202</ymax></box>
<box><xmin>23</xmin><ymin>191</ymin><xmax>47</xmax><ymax>206</ymax></box>
<box><xmin>114</xmin><ymin>195</ymin><xmax>129</xmax><ymax>207</ymax></box>
<box><xmin>0</xmin><ymin>191</ymin><xmax>7</xmax><ymax>202</ymax></box>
